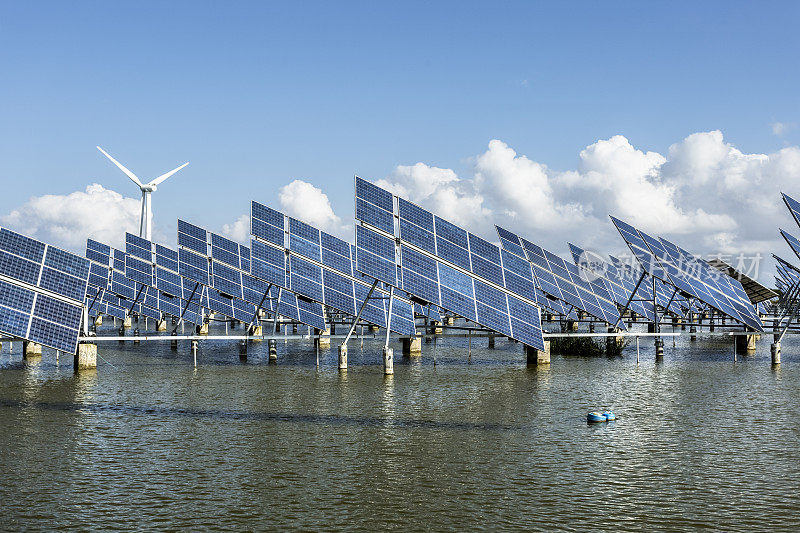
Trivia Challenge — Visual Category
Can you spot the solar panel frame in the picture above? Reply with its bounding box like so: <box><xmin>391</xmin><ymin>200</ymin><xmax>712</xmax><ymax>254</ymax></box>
<box><xmin>354</xmin><ymin>177</ymin><xmax>544</xmax><ymax>350</ymax></box>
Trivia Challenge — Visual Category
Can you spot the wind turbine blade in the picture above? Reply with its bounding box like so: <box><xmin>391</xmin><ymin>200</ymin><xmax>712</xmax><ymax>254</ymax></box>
<box><xmin>97</xmin><ymin>146</ymin><xmax>144</xmax><ymax>188</ymax></box>
<box><xmin>149</xmin><ymin>162</ymin><xmax>189</xmax><ymax>187</ymax></box>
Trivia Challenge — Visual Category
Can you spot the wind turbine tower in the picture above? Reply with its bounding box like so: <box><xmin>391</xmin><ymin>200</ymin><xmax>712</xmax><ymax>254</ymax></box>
<box><xmin>97</xmin><ymin>146</ymin><xmax>189</xmax><ymax>241</ymax></box>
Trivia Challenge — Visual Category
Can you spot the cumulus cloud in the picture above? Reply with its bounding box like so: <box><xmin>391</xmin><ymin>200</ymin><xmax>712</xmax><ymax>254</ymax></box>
<box><xmin>279</xmin><ymin>179</ymin><xmax>351</xmax><ymax>240</ymax></box>
<box><xmin>221</xmin><ymin>214</ymin><xmax>250</xmax><ymax>244</ymax></box>
<box><xmin>1</xmin><ymin>184</ymin><xmax>141</xmax><ymax>252</ymax></box>
<box><xmin>373</xmin><ymin>132</ymin><xmax>800</xmax><ymax>284</ymax></box>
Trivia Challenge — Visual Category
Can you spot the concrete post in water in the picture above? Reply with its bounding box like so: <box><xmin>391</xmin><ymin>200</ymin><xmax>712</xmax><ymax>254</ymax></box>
<box><xmin>566</xmin><ymin>320</ymin><xmax>578</xmax><ymax>331</ymax></box>
<box><xmin>292</xmin><ymin>323</ymin><xmax>298</xmax><ymax>334</ymax></box>
<box><xmin>74</xmin><ymin>343</ymin><xmax>97</xmax><ymax>370</ymax></box>
<box><xmin>545</xmin><ymin>312</ymin><xmax>553</xmax><ymax>322</ymax></box>
<box><xmin>268</xmin><ymin>339</ymin><xmax>278</xmax><ymax>362</ymax></box>
<box><xmin>249</xmin><ymin>324</ymin><xmax>263</xmax><ymax>338</ymax></box>
<box><xmin>488</xmin><ymin>334</ymin><xmax>495</xmax><ymax>349</ymax></box>
<box><xmin>170</xmin><ymin>331</ymin><xmax>178</xmax><ymax>350</ymax></box>
<box><xmin>647</xmin><ymin>322</ymin><xmax>656</xmax><ymax>333</ymax></box>
<box><xmin>525</xmin><ymin>341</ymin><xmax>550</xmax><ymax>365</ymax></box>
<box><xmin>589</xmin><ymin>323</ymin><xmax>595</xmax><ymax>333</ymax></box>
<box><xmin>402</xmin><ymin>336</ymin><xmax>422</xmax><ymax>356</ymax></box>
<box><xmin>239</xmin><ymin>339</ymin><xmax>247</xmax><ymax>359</ymax></box>
<box><xmin>709</xmin><ymin>319</ymin><xmax>715</xmax><ymax>332</ymax></box>
<box><xmin>606</xmin><ymin>327</ymin><xmax>623</xmax><ymax>352</ymax></box>
<box><xmin>383</xmin><ymin>347</ymin><xmax>394</xmax><ymax>375</ymax></box>
<box><xmin>338</xmin><ymin>344</ymin><xmax>347</xmax><ymax>370</ymax></box>
<box><xmin>22</xmin><ymin>341</ymin><xmax>42</xmax><ymax>359</ymax></box>
<box><xmin>156</xmin><ymin>319</ymin><xmax>167</xmax><ymax>331</ymax></box>
<box><xmin>123</xmin><ymin>316</ymin><xmax>132</xmax><ymax>329</ymax></box>
<box><xmin>735</xmin><ymin>333</ymin><xmax>757</xmax><ymax>354</ymax></box>
<box><xmin>133</xmin><ymin>328</ymin><xmax>140</xmax><ymax>344</ymax></box>
<box><xmin>772</xmin><ymin>342</ymin><xmax>781</xmax><ymax>365</ymax></box>
<box><xmin>315</xmin><ymin>328</ymin><xmax>331</xmax><ymax>349</ymax></box>
<box><xmin>94</xmin><ymin>316</ymin><xmax>103</xmax><ymax>327</ymax></box>
<box><xmin>197</xmin><ymin>322</ymin><xmax>209</xmax><ymax>335</ymax></box>
<box><xmin>370</xmin><ymin>324</ymin><xmax>380</xmax><ymax>333</ymax></box>
<box><xmin>655</xmin><ymin>337</ymin><xmax>664</xmax><ymax>358</ymax></box>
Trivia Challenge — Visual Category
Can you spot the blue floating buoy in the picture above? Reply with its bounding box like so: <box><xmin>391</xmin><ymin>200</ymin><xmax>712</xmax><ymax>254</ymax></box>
<box><xmin>587</xmin><ymin>411</ymin><xmax>606</xmax><ymax>423</ymax></box>
<box><xmin>603</xmin><ymin>411</ymin><xmax>616</xmax><ymax>421</ymax></box>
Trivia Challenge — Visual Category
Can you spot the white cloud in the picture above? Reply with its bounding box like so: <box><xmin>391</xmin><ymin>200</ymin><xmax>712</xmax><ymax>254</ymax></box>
<box><xmin>1</xmin><ymin>184</ymin><xmax>141</xmax><ymax>252</ymax></box>
<box><xmin>279</xmin><ymin>179</ymin><xmax>351</xmax><ymax>240</ymax></box>
<box><xmin>221</xmin><ymin>214</ymin><xmax>250</xmax><ymax>244</ymax></box>
<box><xmin>374</xmin><ymin>132</ymin><xmax>800</xmax><ymax>284</ymax></box>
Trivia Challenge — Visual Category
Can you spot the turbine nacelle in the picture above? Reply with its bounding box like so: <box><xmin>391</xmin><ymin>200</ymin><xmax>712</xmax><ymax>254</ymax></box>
<box><xmin>97</xmin><ymin>146</ymin><xmax>188</xmax><ymax>241</ymax></box>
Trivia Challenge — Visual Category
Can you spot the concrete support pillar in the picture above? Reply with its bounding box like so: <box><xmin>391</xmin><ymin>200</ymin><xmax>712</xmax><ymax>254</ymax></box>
<box><xmin>772</xmin><ymin>342</ymin><xmax>781</xmax><ymax>365</ymax></box>
<box><xmin>735</xmin><ymin>334</ymin><xmax>757</xmax><ymax>354</ymax></box>
<box><xmin>133</xmin><ymin>328</ymin><xmax>140</xmax><ymax>344</ymax></box>
<box><xmin>589</xmin><ymin>323</ymin><xmax>595</xmax><ymax>333</ymax></box>
<box><xmin>23</xmin><ymin>341</ymin><xmax>42</xmax><ymax>359</ymax></box>
<box><xmin>567</xmin><ymin>320</ymin><xmax>578</xmax><ymax>331</ymax></box>
<box><xmin>647</xmin><ymin>322</ymin><xmax>656</xmax><ymax>333</ymax></box>
<box><xmin>525</xmin><ymin>341</ymin><xmax>551</xmax><ymax>365</ymax></box>
<box><xmin>268</xmin><ymin>339</ymin><xmax>278</xmax><ymax>362</ymax></box>
<box><xmin>170</xmin><ymin>331</ymin><xmax>178</xmax><ymax>351</ymax></box>
<box><xmin>709</xmin><ymin>319</ymin><xmax>715</xmax><ymax>332</ymax></box>
<box><xmin>238</xmin><ymin>339</ymin><xmax>247</xmax><ymax>359</ymax></box>
<box><xmin>488</xmin><ymin>334</ymin><xmax>496</xmax><ymax>349</ymax></box>
<box><xmin>402</xmin><ymin>336</ymin><xmax>422</xmax><ymax>356</ymax></box>
<box><xmin>123</xmin><ymin>316</ymin><xmax>132</xmax><ymax>329</ymax></box>
<box><xmin>94</xmin><ymin>316</ymin><xmax>103</xmax><ymax>327</ymax></box>
<box><xmin>156</xmin><ymin>319</ymin><xmax>167</xmax><ymax>332</ymax></box>
<box><xmin>370</xmin><ymin>324</ymin><xmax>380</xmax><ymax>333</ymax></box>
<box><xmin>655</xmin><ymin>337</ymin><xmax>664</xmax><ymax>358</ymax></box>
<box><xmin>249</xmin><ymin>324</ymin><xmax>263</xmax><ymax>338</ymax></box>
<box><xmin>606</xmin><ymin>327</ymin><xmax>623</xmax><ymax>352</ymax></box>
<box><xmin>545</xmin><ymin>313</ymin><xmax>553</xmax><ymax>322</ymax></box>
<box><xmin>383</xmin><ymin>347</ymin><xmax>394</xmax><ymax>375</ymax></box>
<box><xmin>292</xmin><ymin>323</ymin><xmax>298</xmax><ymax>334</ymax></box>
<box><xmin>577</xmin><ymin>310</ymin><xmax>586</xmax><ymax>320</ymax></box>
<box><xmin>433</xmin><ymin>321</ymin><xmax>443</xmax><ymax>334</ymax></box>
<box><xmin>338</xmin><ymin>345</ymin><xmax>348</xmax><ymax>370</ymax></box>
<box><xmin>690</xmin><ymin>324</ymin><xmax>697</xmax><ymax>341</ymax></box>
<box><xmin>197</xmin><ymin>323</ymin><xmax>209</xmax><ymax>335</ymax></box>
<box><xmin>444</xmin><ymin>316</ymin><xmax>454</xmax><ymax>326</ymax></box>
<box><xmin>315</xmin><ymin>328</ymin><xmax>331</xmax><ymax>349</ymax></box>
<box><xmin>74</xmin><ymin>343</ymin><xmax>97</xmax><ymax>370</ymax></box>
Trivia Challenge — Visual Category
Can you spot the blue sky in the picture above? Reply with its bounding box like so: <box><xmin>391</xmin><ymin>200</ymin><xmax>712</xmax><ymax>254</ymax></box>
<box><xmin>1</xmin><ymin>1</ymin><xmax>799</xmax><ymax>282</ymax></box>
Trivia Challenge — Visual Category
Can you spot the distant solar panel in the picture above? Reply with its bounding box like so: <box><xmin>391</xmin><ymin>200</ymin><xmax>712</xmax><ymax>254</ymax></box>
<box><xmin>605</xmin><ymin>254</ymin><xmax>686</xmax><ymax>318</ymax></box>
<box><xmin>708</xmin><ymin>257</ymin><xmax>777</xmax><ymax>305</ymax></box>
<box><xmin>610</xmin><ymin>216</ymin><xmax>763</xmax><ymax>331</ymax></box>
<box><xmin>250</xmin><ymin>202</ymin><xmax>417</xmax><ymax>335</ymax></box>
<box><xmin>0</xmin><ymin>227</ymin><xmax>89</xmax><ymax>353</ymax></box>
<box><xmin>494</xmin><ymin>228</ymin><xmax>624</xmax><ymax>329</ymax></box>
<box><xmin>568</xmin><ymin>244</ymin><xmax>655</xmax><ymax>321</ymax></box>
<box><xmin>354</xmin><ymin>177</ymin><xmax>545</xmax><ymax>350</ymax></box>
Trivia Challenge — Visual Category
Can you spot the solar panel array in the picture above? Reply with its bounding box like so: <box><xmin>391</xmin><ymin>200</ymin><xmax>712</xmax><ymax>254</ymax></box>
<box><xmin>250</xmin><ymin>201</ymin><xmax>416</xmax><ymax>335</ymax></box>
<box><xmin>495</xmin><ymin>227</ymin><xmax>624</xmax><ymax>329</ymax></box>
<box><xmin>354</xmin><ymin>177</ymin><xmax>545</xmax><ymax>350</ymax></box>
<box><xmin>0</xmin><ymin>227</ymin><xmax>90</xmax><ymax>353</ymax></box>
<box><xmin>707</xmin><ymin>257</ymin><xmax>777</xmax><ymax>304</ymax></box>
<box><xmin>568</xmin><ymin>243</ymin><xmax>655</xmax><ymax>321</ymax></box>
<box><xmin>177</xmin><ymin>221</ymin><xmax>320</xmax><ymax>329</ymax></box>
<box><xmin>610</xmin><ymin>216</ymin><xmax>763</xmax><ymax>331</ymax></box>
<box><xmin>605</xmin><ymin>254</ymin><xmax>687</xmax><ymax>318</ymax></box>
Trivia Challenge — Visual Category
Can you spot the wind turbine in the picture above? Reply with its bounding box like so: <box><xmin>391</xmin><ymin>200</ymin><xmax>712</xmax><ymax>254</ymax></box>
<box><xmin>97</xmin><ymin>146</ymin><xmax>188</xmax><ymax>241</ymax></box>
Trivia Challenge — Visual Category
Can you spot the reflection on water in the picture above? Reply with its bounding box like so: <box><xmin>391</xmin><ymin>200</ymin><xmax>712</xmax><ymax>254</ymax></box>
<box><xmin>0</xmin><ymin>323</ymin><xmax>799</xmax><ymax>530</ymax></box>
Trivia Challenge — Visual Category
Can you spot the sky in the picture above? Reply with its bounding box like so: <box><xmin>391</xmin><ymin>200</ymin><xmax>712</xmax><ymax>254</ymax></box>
<box><xmin>1</xmin><ymin>1</ymin><xmax>799</xmax><ymax>285</ymax></box>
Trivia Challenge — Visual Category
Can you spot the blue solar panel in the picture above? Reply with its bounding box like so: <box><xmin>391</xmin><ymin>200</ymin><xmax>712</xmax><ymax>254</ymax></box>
<box><xmin>250</xmin><ymin>201</ymin><xmax>417</xmax><ymax>335</ymax></box>
<box><xmin>355</xmin><ymin>178</ymin><xmax>544</xmax><ymax>349</ymax></box>
<box><xmin>612</xmin><ymin>217</ymin><xmax>763</xmax><ymax>331</ymax></box>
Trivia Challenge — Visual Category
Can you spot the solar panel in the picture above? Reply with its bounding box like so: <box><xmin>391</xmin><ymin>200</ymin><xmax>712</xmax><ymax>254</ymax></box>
<box><xmin>250</xmin><ymin>201</ymin><xmax>416</xmax><ymax>335</ymax></box>
<box><xmin>354</xmin><ymin>177</ymin><xmax>544</xmax><ymax>350</ymax></box>
<box><xmin>0</xmin><ymin>227</ymin><xmax>89</xmax><ymax>353</ymax></box>
<box><xmin>175</xmin><ymin>221</ymin><xmax>297</xmax><ymax>328</ymax></box>
<box><xmin>707</xmin><ymin>257</ymin><xmax>777</xmax><ymax>305</ymax></box>
<box><xmin>610</xmin><ymin>216</ymin><xmax>763</xmax><ymax>331</ymax></box>
<box><xmin>568</xmin><ymin>243</ymin><xmax>655</xmax><ymax>321</ymax></box>
<box><xmin>494</xmin><ymin>227</ymin><xmax>624</xmax><ymax>329</ymax></box>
